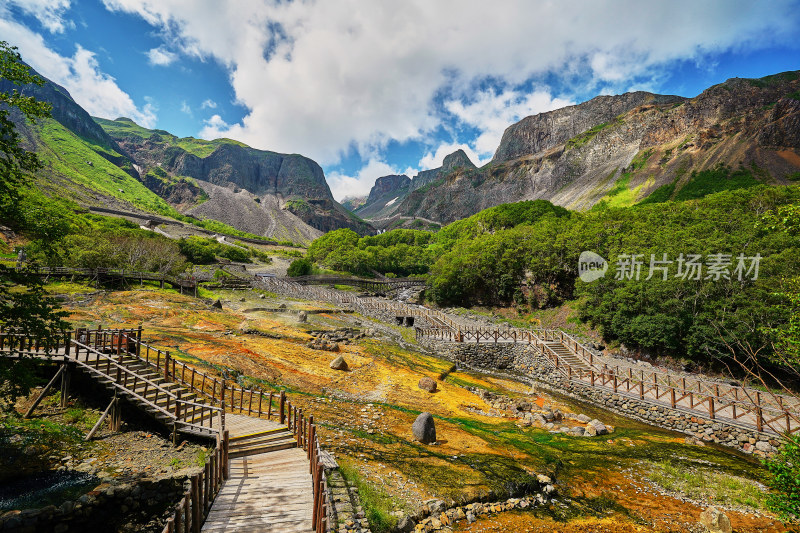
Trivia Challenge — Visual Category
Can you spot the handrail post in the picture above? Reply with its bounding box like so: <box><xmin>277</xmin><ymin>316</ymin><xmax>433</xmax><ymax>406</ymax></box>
<box><xmin>223</xmin><ymin>429</ymin><xmax>230</xmax><ymax>480</ymax></box>
<box><xmin>279</xmin><ymin>391</ymin><xmax>286</xmax><ymax>424</ymax></box>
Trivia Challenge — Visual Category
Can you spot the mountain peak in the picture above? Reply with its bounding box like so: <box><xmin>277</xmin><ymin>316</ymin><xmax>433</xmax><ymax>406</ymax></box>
<box><xmin>442</xmin><ymin>149</ymin><xmax>476</xmax><ymax>173</ymax></box>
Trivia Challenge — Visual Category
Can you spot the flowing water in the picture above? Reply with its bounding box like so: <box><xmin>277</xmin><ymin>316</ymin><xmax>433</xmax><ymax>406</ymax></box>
<box><xmin>0</xmin><ymin>470</ymin><xmax>99</xmax><ymax>511</ymax></box>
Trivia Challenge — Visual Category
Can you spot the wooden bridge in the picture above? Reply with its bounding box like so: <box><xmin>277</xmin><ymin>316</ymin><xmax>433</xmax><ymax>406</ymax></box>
<box><xmin>288</xmin><ymin>274</ymin><xmax>426</xmax><ymax>294</ymax></box>
<box><xmin>1</xmin><ymin>328</ymin><xmax>331</xmax><ymax>533</ymax></box>
<box><xmin>256</xmin><ymin>277</ymin><xmax>800</xmax><ymax>438</ymax></box>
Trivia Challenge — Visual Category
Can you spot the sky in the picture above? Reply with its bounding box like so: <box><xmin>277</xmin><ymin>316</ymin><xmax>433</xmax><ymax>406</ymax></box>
<box><xmin>2</xmin><ymin>1</ymin><xmax>800</xmax><ymax>201</ymax></box>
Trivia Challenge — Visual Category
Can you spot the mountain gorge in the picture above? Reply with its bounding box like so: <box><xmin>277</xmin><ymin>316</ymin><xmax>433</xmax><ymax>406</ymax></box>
<box><xmin>5</xmin><ymin>66</ymin><xmax>370</xmax><ymax>244</ymax></box>
<box><xmin>355</xmin><ymin>72</ymin><xmax>800</xmax><ymax>225</ymax></box>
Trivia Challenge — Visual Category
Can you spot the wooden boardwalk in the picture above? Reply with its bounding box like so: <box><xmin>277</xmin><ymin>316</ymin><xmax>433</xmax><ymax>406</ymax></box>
<box><xmin>202</xmin><ymin>448</ymin><xmax>314</xmax><ymax>533</ymax></box>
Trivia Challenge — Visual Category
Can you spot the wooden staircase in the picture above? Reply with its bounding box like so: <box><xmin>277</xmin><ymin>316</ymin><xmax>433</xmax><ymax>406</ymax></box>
<box><xmin>543</xmin><ymin>341</ymin><xmax>592</xmax><ymax>372</ymax></box>
<box><xmin>228</xmin><ymin>427</ymin><xmax>298</xmax><ymax>458</ymax></box>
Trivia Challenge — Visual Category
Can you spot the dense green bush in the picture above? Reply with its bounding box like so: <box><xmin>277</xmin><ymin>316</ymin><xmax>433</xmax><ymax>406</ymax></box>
<box><xmin>287</xmin><ymin>258</ymin><xmax>313</xmax><ymax>277</ymax></box>
<box><xmin>306</xmin><ymin>187</ymin><xmax>800</xmax><ymax>366</ymax></box>
<box><xmin>766</xmin><ymin>434</ymin><xmax>800</xmax><ymax>521</ymax></box>
<box><xmin>178</xmin><ymin>236</ymin><xmax>251</xmax><ymax>264</ymax></box>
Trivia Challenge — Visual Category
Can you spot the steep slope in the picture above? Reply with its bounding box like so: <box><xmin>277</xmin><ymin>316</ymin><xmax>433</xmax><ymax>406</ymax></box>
<box><xmin>1</xmin><ymin>67</ymin><xmax>180</xmax><ymax>215</ymax></box>
<box><xmin>392</xmin><ymin>72</ymin><xmax>800</xmax><ymax>223</ymax></box>
<box><xmin>96</xmin><ymin>118</ymin><xmax>372</xmax><ymax>238</ymax></box>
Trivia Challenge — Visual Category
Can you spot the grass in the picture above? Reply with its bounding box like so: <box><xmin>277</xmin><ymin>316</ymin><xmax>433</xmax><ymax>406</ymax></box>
<box><xmin>673</xmin><ymin>165</ymin><xmax>760</xmax><ymax>201</ymax></box>
<box><xmin>339</xmin><ymin>459</ymin><xmax>401</xmax><ymax>533</ymax></box>
<box><xmin>566</xmin><ymin>122</ymin><xmax>613</xmax><ymax>150</ymax></box>
<box><xmin>44</xmin><ymin>281</ymin><xmax>97</xmax><ymax>295</ymax></box>
<box><xmin>37</xmin><ymin>119</ymin><xmax>177</xmax><ymax>216</ymax></box>
<box><xmin>645</xmin><ymin>460</ymin><xmax>767</xmax><ymax>511</ymax></box>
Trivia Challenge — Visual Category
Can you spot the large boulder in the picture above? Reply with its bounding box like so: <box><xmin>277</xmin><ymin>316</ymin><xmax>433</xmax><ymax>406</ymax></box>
<box><xmin>699</xmin><ymin>506</ymin><xmax>732</xmax><ymax>533</ymax></box>
<box><xmin>329</xmin><ymin>356</ymin><xmax>348</xmax><ymax>371</ymax></box>
<box><xmin>298</xmin><ymin>311</ymin><xmax>308</xmax><ymax>323</ymax></box>
<box><xmin>418</xmin><ymin>377</ymin><xmax>437</xmax><ymax>393</ymax></box>
<box><xmin>412</xmin><ymin>412</ymin><xmax>437</xmax><ymax>444</ymax></box>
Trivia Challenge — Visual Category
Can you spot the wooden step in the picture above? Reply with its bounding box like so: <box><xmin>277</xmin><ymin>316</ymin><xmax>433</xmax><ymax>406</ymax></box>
<box><xmin>228</xmin><ymin>438</ymin><xmax>297</xmax><ymax>458</ymax></box>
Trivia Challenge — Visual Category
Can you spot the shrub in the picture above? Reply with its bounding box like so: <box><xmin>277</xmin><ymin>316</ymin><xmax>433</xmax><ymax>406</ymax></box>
<box><xmin>287</xmin><ymin>258</ymin><xmax>312</xmax><ymax>277</ymax></box>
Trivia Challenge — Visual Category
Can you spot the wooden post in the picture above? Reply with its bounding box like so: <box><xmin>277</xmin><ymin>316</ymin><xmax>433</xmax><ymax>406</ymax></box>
<box><xmin>184</xmin><ymin>493</ymin><xmax>190</xmax><ymax>533</ymax></box>
<box><xmin>279</xmin><ymin>391</ymin><xmax>286</xmax><ymax>424</ymax></box>
<box><xmin>191</xmin><ymin>475</ymin><xmax>200</xmax><ymax>533</ymax></box>
<box><xmin>60</xmin><ymin>366</ymin><xmax>71</xmax><ymax>408</ymax></box>
<box><xmin>222</xmin><ymin>430</ymin><xmax>230</xmax><ymax>480</ymax></box>
<box><xmin>267</xmin><ymin>392</ymin><xmax>273</xmax><ymax>420</ymax></box>
<box><xmin>164</xmin><ymin>351</ymin><xmax>171</xmax><ymax>381</ymax></box>
<box><xmin>756</xmin><ymin>391</ymin><xmax>763</xmax><ymax>432</ymax></box>
<box><xmin>25</xmin><ymin>365</ymin><xmax>65</xmax><ymax>418</ymax></box>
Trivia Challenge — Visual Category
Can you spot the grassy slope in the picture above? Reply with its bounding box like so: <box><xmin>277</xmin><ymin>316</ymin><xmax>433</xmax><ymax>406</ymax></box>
<box><xmin>36</xmin><ymin>118</ymin><xmax>176</xmax><ymax>215</ymax></box>
<box><xmin>93</xmin><ymin>117</ymin><xmax>248</xmax><ymax>158</ymax></box>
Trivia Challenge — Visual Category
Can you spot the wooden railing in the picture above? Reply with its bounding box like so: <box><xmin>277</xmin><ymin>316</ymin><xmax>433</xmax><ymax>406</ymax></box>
<box><xmin>23</xmin><ymin>265</ymin><xmax>198</xmax><ymax>289</ymax></box>
<box><xmin>69</xmin><ymin>336</ymin><xmax>223</xmax><ymax>437</ymax></box>
<box><xmin>161</xmin><ymin>430</ymin><xmax>230</xmax><ymax>533</ymax></box>
<box><xmin>121</xmin><ymin>333</ymin><xmax>331</xmax><ymax>530</ymax></box>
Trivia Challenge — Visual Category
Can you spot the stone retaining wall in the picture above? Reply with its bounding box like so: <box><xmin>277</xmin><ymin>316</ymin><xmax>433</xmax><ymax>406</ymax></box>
<box><xmin>421</xmin><ymin>340</ymin><xmax>782</xmax><ymax>458</ymax></box>
<box><xmin>0</xmin><ymin>475</ymin><xmax>187</xmax><ymax>533</ymax></box>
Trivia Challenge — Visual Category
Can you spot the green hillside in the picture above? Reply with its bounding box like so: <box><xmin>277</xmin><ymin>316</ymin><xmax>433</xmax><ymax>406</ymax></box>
<box><xmin>35</xmin><ymin>117</ymin><xmax>176</xmax><ymax>215</ymax></box>
<box><xmin>94</xmin><ymin>117</ymin><xmax>248</xmax><ymax>158</ymax></box>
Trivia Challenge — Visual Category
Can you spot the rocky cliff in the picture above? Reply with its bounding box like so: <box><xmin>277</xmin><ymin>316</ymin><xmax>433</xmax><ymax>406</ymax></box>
<box><xmin>355</xmin><ymin>149</ymin><xmax>477</xmax><ymax>220</ymax></box>
<box><xmin>97</xmin><ymin>118</ymin><xmax>372</xmax><ymax>237</ymax></box>
<box><xmin>387</xmin><ymin>72</ymin><xmax>800</xmax><ymax>223</ymax></box>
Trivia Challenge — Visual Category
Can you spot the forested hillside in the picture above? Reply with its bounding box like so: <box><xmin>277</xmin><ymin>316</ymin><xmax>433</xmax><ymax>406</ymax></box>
<box><xmin>307</xmin><ymin>187</ymin><xmax>800</xmax><ymax>366</ymax></box>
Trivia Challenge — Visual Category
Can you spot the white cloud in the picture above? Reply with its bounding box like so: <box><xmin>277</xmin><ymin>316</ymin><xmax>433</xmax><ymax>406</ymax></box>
<box><xmin>445</xmin><ymin>89</ymin><xmax>574</xmax><ymax>160</ymax></box>
<box><xmin>5</xmin><ymin>0</ymin><xmax>72</xmax><ymax>34</ymax></box>
<box><xmin>97</xmin><ymin>0</ymin><xmax>799</xmax><ymax>168</ymax></box>
<box><xmin>180</xmin><ymin>100</ymin><xmax>191</xmax><ymax>115</ymax></box>
<box><xmin>326</xmin><ymin>159</ymin><xmax>402</xmax><ymax>201</ymax></box>
<box><xmin>201</xmin><ymin>99</ymin><xmax>217</xmax><ymax>109</ymax></box>
<box><xmin>199</xmin><ymin>114</ymin><xmax>230</xmax><ymax>136</ymax></box>
<box><xmin>147</xmin><ymin>46</ymin><xmax>177</xmax><ymax>66</ymax></box>
<box><xmin>0</xmin><ymin>17</ymin><xmax>157</xmax><ymax>127</ymax></box>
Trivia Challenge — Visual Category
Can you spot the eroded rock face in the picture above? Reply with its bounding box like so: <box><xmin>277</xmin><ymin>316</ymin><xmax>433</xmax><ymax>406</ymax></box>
<box><xmin>412</xmin><ymin>412</ymin><xmax>437</xmax><ymax>444</ymax></box>
<box><xmin>391</xmin><ymin>72</ymin><xmax>800</xmax><ymax>223</ymax></box>
<box><xmin>492</xmin><ymin>92</ymin><xmax>683</xmax><ymax>163</ymax></box>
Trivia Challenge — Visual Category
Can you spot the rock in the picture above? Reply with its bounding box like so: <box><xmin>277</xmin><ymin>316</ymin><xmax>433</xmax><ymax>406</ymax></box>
<box><xmin>412</xmin><ymin>412</ymin><xmax>437</xmax><ymax>444</ymax></box>
<box><xmin>536</xmin><ymin>474</ymin><xmax>552</xmax><ymax>484</ymax></box>
<box><xmin>397</xmin><ymin>516</ymin><xmax>415</xmax><ymax>532</ymax></box>
<box><xmin>418</xmin><ymin>377</ymin><xmax>437</xmax><ymax>393</ymax></box>
<box><xmin>212</xmin><ymin>299</ymin><xmax>223</xmax><ymax>309</ymax></box>
<box><xmin>589</xmin><ymin>419</ymin><xmax>608</xmax><ymax>435</ymax></box>
<box><xmin>259</xmin><ymin>293</ymin><xmax>266</xmax><ymax>299</ymax></box>
<box><xmin>699</xmin><ymin>506</ymin><xmax>732</xmax><ymax>533</ymax></box>
<box><xmin>298</xmin><ymin>311</ymin><xmax>308</xmax><ymax>323</ymax></box>
<box><xmin>576</xmin><ymin>414</ymin><xmax>591</xmax><ymax>423</ymax></box>
<box><xmin>329</xmin><ymin>356</ymin><xmax>348</xmax><ymax>371</ymax></box>
<box><xmin>755</xmin><ymin>440</ymin><xmax>773</xmax><ymax>453</ymax></box>
<box><xmin>465</xmin><ymin>512</ymin><xmax>476</xmax><ymax>524</ymax></box>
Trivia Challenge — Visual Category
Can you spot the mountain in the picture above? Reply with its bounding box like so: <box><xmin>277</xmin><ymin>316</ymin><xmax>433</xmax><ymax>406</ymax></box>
<box><xmin>4</xmin><ymin>65</ymin><xmax>371</xmax><ymax>243</ymax></box>
<box><xmin>359</xmin><ymin>72</ymin><xmax>800</xmax><ymax>225</ymax></box>
<box><xmin>354</xmin><ymin>149</ymin><xmax>477</xmax><ymax>222</ymax></box>
<box><xmin>96</xmin><ymin>118</ymin><xmax>372</xmax><ymax>241</ymax></box>
<box><xmin>340</xmin><ymin>196</ymin><xmax>367</xmax><ymax>212</ymax></box>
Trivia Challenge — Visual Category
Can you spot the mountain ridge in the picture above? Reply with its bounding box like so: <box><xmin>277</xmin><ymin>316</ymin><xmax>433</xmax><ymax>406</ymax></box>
<box><xmin>355</xmin><ymin>71</ymin><xmax>800</xmax><ymax>225</ymax></box>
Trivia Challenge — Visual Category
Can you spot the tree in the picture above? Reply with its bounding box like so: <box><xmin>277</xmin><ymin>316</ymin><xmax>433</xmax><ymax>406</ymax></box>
<box><xmin>0</xmin><ymin>42</ymin><xmax>69</xmax><ymax>406</ymax></box>
<box><xmin>0</xmin><ymin>42</ymin><xmax>50</xmax><ymax>224</ymax></box>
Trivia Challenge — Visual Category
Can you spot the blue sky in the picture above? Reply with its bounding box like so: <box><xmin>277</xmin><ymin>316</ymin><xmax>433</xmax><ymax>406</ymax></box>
<box><xmin>2</xmin><ymin>1</ymin><xmax>799</xmax><ymax>200</ymax></box>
